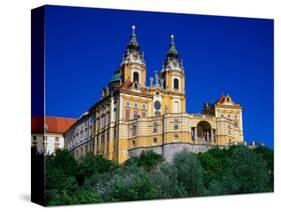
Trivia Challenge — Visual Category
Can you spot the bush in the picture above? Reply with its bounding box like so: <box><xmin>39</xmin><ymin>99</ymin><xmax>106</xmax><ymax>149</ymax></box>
<box><xmin>152</xmin><ymin>162</ymin><xmax>188</xmax><ymax>198</ymax></box>
<box><xmin>94</xmin><ymin>166</ymin><xmax>156</xmax><ymax>202</ymax></box>
<box><xmin>172</xmin><ymin>150</ymin><xmax>205</xmax><ymax>196</ymax></box>
<box><xmin>44</xmin><ymin>145</ymin><xmax>273</xmax><ymax>205</ymax></box>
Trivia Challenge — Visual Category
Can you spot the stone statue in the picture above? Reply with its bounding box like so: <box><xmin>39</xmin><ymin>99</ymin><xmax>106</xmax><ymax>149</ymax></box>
<box><xmin>154</xmin><ymin>70</ymin><xmax>160</xmax><ymax>86</ymax></box>
<box><xmin>149</xmin><ymin>77</ymin><xmax>154</xmax><ymax>87</ymax></box>
<box><xmin>160</xmin><ymin>79</ymin><xmax>164</xmax><ymax>88</ymax></box>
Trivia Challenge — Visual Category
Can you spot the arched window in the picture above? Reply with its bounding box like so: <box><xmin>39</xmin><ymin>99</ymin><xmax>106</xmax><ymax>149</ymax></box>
<box><xmin>133</xmin><ymin>72</ymin><xmax>139</xmax><ymax>83</ymax></box>
<box><xmin>126</xmin><ymin>101</ymin><xmax>130</xmax><ymax>107</ymax></box>
<box><xmin>174</xmin><ymin>78</ymin><xmax>179</xmax><ymax>90</ymax></box>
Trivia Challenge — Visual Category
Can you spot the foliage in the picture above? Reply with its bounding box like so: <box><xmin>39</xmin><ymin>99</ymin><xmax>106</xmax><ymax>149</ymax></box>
<box><xmin>125</xmin><ymin>150</ymin><xmax>163</xmax><ymax>171</ymax></box>
<box><xmin>226</xmin><ymin>145</ymin><xmax>270</xmax><ymax>193</ymax></box>
<box><xmin>199</xmin><ymin>145</ymin><xmax>272</xmax><ymax>195</ymax></box>
<box><xmin>172</xmin><ymin>150</ymin><xmax>205</xmax><ymax>196</ymax></box>
<box><xmin>253</xmin><ymin>146</ymin><xmax>274</xmax><ymax>190</ymax></box>
<box><xmin>76</xmin><ymin>153</ymin><xmax>119</xmax><ymax>185</ymax></box>
<box><xmin>43</xmin><ymin>146</ymin><xmax>274</xmax><ymax>206</ymax></box>
<box><xmin>93</xmin><ymin>166</ymin><xmax>156</xmax><ymax>202</ymax></box>
<box><xmin>151</xmin><ymin>162</ymin><xmax>188</xmax><ymax>198</ymax></box>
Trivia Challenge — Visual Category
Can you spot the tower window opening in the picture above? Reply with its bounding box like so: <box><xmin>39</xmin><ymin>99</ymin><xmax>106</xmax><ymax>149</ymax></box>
<box><xmin>133</xmin><ymin>72</ymin><xmax>139</xmax><ymax>83</ymax></box>
<box><xmin>174</xmin><ymin>78</ymin><xmax>179</xmax><ymax>90</ymax></box>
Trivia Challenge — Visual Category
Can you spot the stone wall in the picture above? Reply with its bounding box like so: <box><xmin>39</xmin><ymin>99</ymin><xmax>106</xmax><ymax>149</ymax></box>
<box><xmin>128</xmin><ymin>142</ymin><xmax>213</xmax><ymax>162</ymax></box>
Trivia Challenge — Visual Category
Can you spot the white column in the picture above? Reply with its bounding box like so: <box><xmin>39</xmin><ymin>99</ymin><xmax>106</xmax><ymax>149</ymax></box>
<box><xmin>194</xmin><ymin>127</ymin><xmax>197</xmax><ymax>142</ymax></box>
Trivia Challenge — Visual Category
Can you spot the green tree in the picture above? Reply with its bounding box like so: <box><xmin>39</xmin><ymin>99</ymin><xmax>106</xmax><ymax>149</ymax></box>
<box><xmin>198</xmin><ymin>148</ymin><xmax>227</xmax><ymax>187</ymax></box>
<box><xmin>253</xmin><ymin>146</ymin><xmax>274</xmax><ymax>191</ymax></box>
<box><xmin>77</xmin><ymin>153</ymin><xmax>118</xmax><ymax>185</ymax></box>
<box><xmin>224</xmin><ymin>146</ymin><xmax>270</xmax><ymax>194</ymax></box>
<box><xmin>151</xmin><ymin>162</ymin><xmax>188</xmax><ymax>198</ymax></box>
<box><xmin>172</xmin><ymin>150</ymin><xmax>205</xmax><ymax>196</ymax></box>
<box><xmin>124</xmin><ymin>150</ymin><xmax>163</xmax><ymax>171</ymax></box>
<box><xmin>94</xmin><ymin>165</ymin><xmax>156</xmax><ymax>202</ymax></box>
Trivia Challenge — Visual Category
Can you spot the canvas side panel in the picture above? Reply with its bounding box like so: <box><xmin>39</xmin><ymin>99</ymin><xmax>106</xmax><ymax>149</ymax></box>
<box><xmin>31</xmin><ymin>6</ymin><xmax>46</xmax><ymax>206</ymax></box>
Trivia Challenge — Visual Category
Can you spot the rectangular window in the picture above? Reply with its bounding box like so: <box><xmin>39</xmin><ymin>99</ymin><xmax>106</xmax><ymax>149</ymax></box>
<box><xmin>132</xmin><ymin>125</ymin><xmax>137</xmax><ymax>136</ymax></box>
<box><xmin>134</xmin><ymin>110</ymin><xmax>138</xmax><ymax>120</ymax></box>
<box><xmin>142</xmin><ymin>111</ymin><xmax>146</xmax><ymax>118</ymax></box>
<box><xmin>114</xmin><ymin>128</ymin><xmax>117</xmax><ymax>140</ymax></box>
<box><xmin>125</xmin><ymin>109</ymin><xmax>130</xmax><ymax>120</ymax></box>
<box><xmin>54</xmin><ymin>143</ymin><xmax>59</xmax><ymax>150</ymax></box>
<box><xmin>108</xmin><ymin>113</ymin><xmax>110</xmax><ymax>124</ymax></box>
<box><xmin>153</xmin><ymin>123</ymin><xmax>158</xmax><ymax>133</ymax></box>
<box><xmin>33</xmin><ymin>136</ymin><xmax>37</xmax><ymax>140</ymax></box>
<box><xmin>55</xmin><ymin>137</ymin><xmax>59</xmax><ymax>141</ymax></box>
<box><xmin>174</xmin><ymin>119</ymin><xmax>179</xmax><ymax>130</ymax></box>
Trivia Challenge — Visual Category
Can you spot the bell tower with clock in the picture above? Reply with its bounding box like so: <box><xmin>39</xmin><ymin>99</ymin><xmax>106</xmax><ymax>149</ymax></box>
<box><xmin>120</xmin><ymin>25</ymin><xmax>146</xmax><ymax>87</ymax></box>
<box><xmin>161</xmin><ymin>34</ymin><xmax>185</xmax><ymax>94</ymax></box>
<box><xmin>161</xmin><ymin>34</ymin><xmax>186</xmax><ymax>113</ymax></box>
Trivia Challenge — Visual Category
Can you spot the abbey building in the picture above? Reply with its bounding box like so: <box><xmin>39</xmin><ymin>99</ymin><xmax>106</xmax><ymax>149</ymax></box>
<box><xmin>64</xmin><ymin>26</ymin><xmax>244</xmax><ymax>163</ymax></box>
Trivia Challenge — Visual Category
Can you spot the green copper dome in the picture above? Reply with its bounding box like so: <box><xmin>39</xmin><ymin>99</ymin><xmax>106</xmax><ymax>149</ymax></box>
<box><xmin>109</xmin><ymin>69</ymin><xmax>120</xmax><ymax>85</ymax></box>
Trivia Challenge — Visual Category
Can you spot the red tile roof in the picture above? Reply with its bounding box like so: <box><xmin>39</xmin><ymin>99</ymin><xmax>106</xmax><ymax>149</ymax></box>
<box><xmin>31</xmin><ymin>116</ymin><xmax>76</xmax><ymax>134</ymax></box>
<box><xmin>215</xmin><ymin>95</ymin><xmax>226</xmax><ymax>104</ymax></box>
<box><xmin>118</xmin><ymin>80</ymin><xmax>133</xmax><ymax>90</ymax></box>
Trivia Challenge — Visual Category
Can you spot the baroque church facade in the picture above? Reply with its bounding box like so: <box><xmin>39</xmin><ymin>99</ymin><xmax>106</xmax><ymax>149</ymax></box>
<box><xmin>64</xmin><ymin>26</ymin><xmax>244</xmax><ymax>163</ymax></box>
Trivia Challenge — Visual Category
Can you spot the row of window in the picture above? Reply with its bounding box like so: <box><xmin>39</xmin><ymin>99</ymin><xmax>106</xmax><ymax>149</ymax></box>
<box><xmin>131</xmin><ymin>134</ymin><xmax>180</xmax><ymax>147</ymax></box>
<box><xmin>33</xmin><ymin>136</ymin><xmax>60</xmax><ymax>141</ymax></box>
<box><xmin>220</xmin><ymin>114</ymin><xmax>238</xmax><ymax>119</ymax></box>
<box><xmin>125</xmin><ymin>101</ymin><xmax>146</xmax><ymax>109</ymax></box>
<box><xmin>133</xmin><ymin>71</ymin><xmax>180</xmax><ymax>91</ymax></box>
<box><xmin>130</xmin><ymin>120</ymin><xmax>180</xmax><ymax>136</ymax></box>
<box><xmin>125</xmin><ymin>109</ymin><xmax>146</xmax><ymax>120</ymax></box>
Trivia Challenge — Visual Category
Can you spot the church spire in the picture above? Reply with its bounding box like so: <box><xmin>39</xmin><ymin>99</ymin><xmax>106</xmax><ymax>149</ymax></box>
<box><xmin>121</xmin><ymin>25</ymin><xmax>145</xmax><ymax>65</ymax></box>
<box><xmin>126</xmin><ymin>25</ymin><xmax>140</xmax><ymax>51</ymax></box>
<box><xmin>167</xmin><ymin>34</ymin><xmax>178</xmax><ymax>59</ymax></box>
<box><xmin>163</xmin><ymin>34</ymin><xmax>183</xmax><ymax>72</ymax></box>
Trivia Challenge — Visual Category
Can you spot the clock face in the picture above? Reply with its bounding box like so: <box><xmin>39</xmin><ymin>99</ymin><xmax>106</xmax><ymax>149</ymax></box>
<box><xmin>133</xmin><ymin>53</ymin><xmax>138</xmax><ymax>60</ymax></box>
<box><xmin>154</xmin><ymin>101</ymin><xmax>161</xmax><ymax>110</ymax></box>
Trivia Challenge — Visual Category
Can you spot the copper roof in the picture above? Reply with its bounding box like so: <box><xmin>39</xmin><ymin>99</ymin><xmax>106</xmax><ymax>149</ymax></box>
<box><xmin>31</xmin><ymin>116</ymin><xmax>76</xmax><ymax>134</ymax></box>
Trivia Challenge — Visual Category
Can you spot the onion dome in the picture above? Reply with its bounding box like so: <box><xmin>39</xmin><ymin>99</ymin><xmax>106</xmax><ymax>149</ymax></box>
<box><xmin>166</xmin><ymin>34</ymin><xmax>179</xmax><ymax>59</ymax></box>
<box><xmin>109</xmin><ymin>69</ymin><xmax>121</xmax><ymax>91</ymax></box>
<box><xmin>126</xmin><ymin>25</ymin><xmax>140</xmax><ymax>51</ymax></box>
<box><xmin>163</xmin><ymin>34</ymin><xmax>183</xmax><ymax>72</ymax></box>
<box><xmin>121</xmin><ymin>25</ymin><xmax>145</xmax><ymax>65</ymax></box>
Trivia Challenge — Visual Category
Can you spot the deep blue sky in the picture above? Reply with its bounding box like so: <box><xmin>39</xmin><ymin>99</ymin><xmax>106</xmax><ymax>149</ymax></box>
<box><xmin>44</xmin><ymin>5</ymin><xmax>274</xmax><ymax>148</ymax></box>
